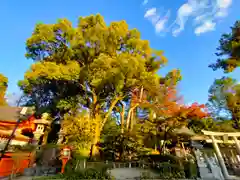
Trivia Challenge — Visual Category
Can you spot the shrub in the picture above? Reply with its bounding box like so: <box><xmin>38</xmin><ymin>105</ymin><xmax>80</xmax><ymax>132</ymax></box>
<box><xmin>183</xmin><ymin>160</ymin><xmax>198</xmax><ymax>179</ymax></box>
<box><xmin>34</xmin><ymin>168</ymin><xmax>112</xmax><ymax>180</ymax></box>
<box><xmin>146</xmin><ymin>154</ymin><xmax>181</xmax><ymax>164</ymax></box>
<box><xmin>151</xmin><ymin>162</ymin><xmax>185</xmax><ymax>179</ymax></box>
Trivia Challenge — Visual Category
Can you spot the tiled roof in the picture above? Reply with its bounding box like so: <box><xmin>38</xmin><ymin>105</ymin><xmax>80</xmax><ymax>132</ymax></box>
<box><xmin>0</xmin><ymin>106</ymin><xmax>23</xmax><ymax>122</ymax></box>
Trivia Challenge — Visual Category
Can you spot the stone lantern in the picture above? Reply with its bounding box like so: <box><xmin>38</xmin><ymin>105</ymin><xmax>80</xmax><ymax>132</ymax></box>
<box><xmin>57</xmin><ymin>127</ymin><xmax>64</xmax><ymax>145</ymax></box>
<box><xmin>33</xmin><ymin>113</ymin><xmax>51</xmax><ymax>145</ymax></box>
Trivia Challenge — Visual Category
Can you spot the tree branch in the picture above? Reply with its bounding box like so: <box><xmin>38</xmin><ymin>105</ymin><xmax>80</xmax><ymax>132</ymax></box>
<box><xmin>119</xmin><ymin>101</ymin><xmax>125</xmax><ymax>133</ymax></box>
<box><xmin>100</xmin><ymin>96</ymin><xmax>123</xmax><ymax>131</ymax></box>
<box><xmin>126</xmin><ymin>103</ymin><xmax>138</xmax><ymax>130</ymax></box>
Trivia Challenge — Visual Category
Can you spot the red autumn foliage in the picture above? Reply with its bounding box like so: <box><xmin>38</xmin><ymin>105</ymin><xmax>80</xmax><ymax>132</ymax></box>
<box><xmin>168</xmin><ymin>102</ymin><xmax>209</xmax><ymax>119</ymax></box>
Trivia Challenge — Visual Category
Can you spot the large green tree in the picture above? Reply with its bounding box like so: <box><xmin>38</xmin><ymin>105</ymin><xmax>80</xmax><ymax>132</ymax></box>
<box><xmin>19</xmin><ymin>14</ymin><xmax>179</xmax><ymax>156</ymax></box>
<box><xmin>0</xmin><ymin>73</ymin><xmax>8</xmax><ymax>106</ymax></box>
<box><xmin>209</xmin><ymin>21</ymin><xmax>240</xmax><ymax>72</ymax></box>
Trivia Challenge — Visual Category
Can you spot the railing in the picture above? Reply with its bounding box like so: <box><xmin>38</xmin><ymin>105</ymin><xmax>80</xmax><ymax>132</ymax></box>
<box><xmin>74</xmin><ymin>160</ymin><xmax>182</xmax><ymax>171</ymax></box>
<box><xmin>75</xmin><ymin>161</ymin><xmax>152</xmax><ymax>170</ymax></box>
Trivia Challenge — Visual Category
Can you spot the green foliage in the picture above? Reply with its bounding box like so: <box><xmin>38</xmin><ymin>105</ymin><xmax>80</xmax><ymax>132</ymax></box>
<box><xmin>100</xmin><ymin>117</ymin><xmax>120</xmax><ymax>142</ymax></box>
<box><xmin>150</xmin><ymin>162</ymin><xmax>185</xmax><ymax>179</ymax></box>
<box><xmin>142</xmin><ymin>154</ymin><xmax>197</xmax><ymax>179</ymax></box>
<box><xmin>64</xmin><ymin>168</ymin><xmax>111</xmax><ymax>180</ymax></box>
<box><xmin>209</xmin><ymin>21</ymin><xmax>240</xmax><ymax>72</ymax></box>
<box><xmin>101</xmin><ymin>130</ymin><xmax>148</xmax><ymax>161</ymax></box>
<box><xmin>34</xmin><ymin>167</ymin><xmax>112</xmax><ymax>180</ymax></box>
<box><xmin>189</xmin><ymin>117</ymin><xmax>237</xmax><ymax>133</ymax></box>
<box><xmin>146</xmin><ymin>154</ymin><xmax>181</xmax><ymax>164</ymax></box>
<box><xmin>0</xmin><ymin>73</ymin><xmax>8</xmax><ymax>106</ymax></box>
<box><xmin>62</xmin><ymin>111</ymin><xmax>96</xmax><ymax>154</ymax></box>
<box><xmin>183</xmin><ymin>160</ymin><xmax>198</xmax><ymax>179</ymax></box>
<box><xmin>63</xmin><ymin>158</ymin><xmax>111</xmax><ymax>180</ymax></box>
<box><xmin>19</xmin><ymin>14</ymin><xmax>173</xmax><ymax>117</ymax></box>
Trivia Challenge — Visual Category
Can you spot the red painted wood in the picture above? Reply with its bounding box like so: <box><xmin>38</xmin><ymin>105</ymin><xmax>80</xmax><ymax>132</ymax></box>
<box><xmin>0</xmin><ymin>152</ymin><xmax>34</xmax><ymax>177</ymax></box>
<box><xmin>61</xmin><ymin>158</ymin><xmax>69</xmax><ymax>173</ymax></box>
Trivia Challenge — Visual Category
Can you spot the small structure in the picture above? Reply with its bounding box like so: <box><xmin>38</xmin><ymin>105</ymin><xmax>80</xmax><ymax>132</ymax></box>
<box><xmin>0</xmin><ymin>106</ymin><xmax>36</xmax><ymax>148</ymax></box>
<box><xmin>191</xmin><ymin>130</ymin><xmax>240</xmax><ymax>180</ymax></box>
<box><xmin>0</xmin><ymin>107</ymin><xmax>52</xmax><ymax>177</ymax></box>
<box><xmin>201</xmin><ymin>130</ymin><xmax>240</xmax><ymax>180</ymax></box>
<box><xmin>60</xmin><ymin>146</ymin><xmax>71</xmax><ymax>173</ymax></box>
<box><xmin>33</xmin><ymin>113</ymin><xmax>51</xmax><ymax>145</ymax></box>
<box><xmin>0</xmin><ymin>107</ymin><xmax>51</xmax><ymax>149</ymax></box>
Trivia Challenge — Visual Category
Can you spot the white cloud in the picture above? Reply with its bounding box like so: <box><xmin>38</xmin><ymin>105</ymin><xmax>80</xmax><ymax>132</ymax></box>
<box><xmin>155</xmin><ymin>11</ymin><xmax>170</xmax><ymax>33</ymax></box>
<box><xmin>142</xmin><ymin>0</ymin><xmax>148</xmax><ymax>6</ymax></box>
<box><xmin>144</xmin><ymin>8</ymin><xmax>157</xmax><ymax>18</ymax></box>
<box><xmin>172</xmin><ymin>3</ymin><xmax>194</xmax><ymax>36</ymax></box>
<box><xmin>215</xmin><ymin>0</ymin><xmax>232</xmax><ymax>17</ymax></box>
<box><xmin>194</xmin><ymin>20</ymin><xmax>216</xmax><ymax>35</ymax></box>
<box><xmin>173</xmin><ymin>0</ymin><xmax>232</xmax><ymax>36</ymax></box>
<box><xmin>144</xmin><ymin>8</ymin><xmax>170</xmax><ymax>34</ymax></box>
<box><xmin>143</xmin><ymin>0</ymin><xmax>233</xmax><ymax>36</ymax></box>
<box><xmin>216</xmin><ymin>0</ymin><xmax>232</xmax><ymax>8</ymax></box>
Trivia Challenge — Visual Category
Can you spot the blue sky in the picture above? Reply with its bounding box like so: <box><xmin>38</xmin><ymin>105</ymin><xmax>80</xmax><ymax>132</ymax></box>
<box><xmin>0</xmin><ymin>0</ymin><xmax>239</xmax><ymax>105</ymax></box>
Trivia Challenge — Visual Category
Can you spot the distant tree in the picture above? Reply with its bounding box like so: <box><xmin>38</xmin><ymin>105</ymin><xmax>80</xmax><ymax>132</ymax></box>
<box><xmin>6</xmin><ymin>93</ymin><xmax>28</xmax><ymax>107</ymax></box>
<box><xmin>207</xmin><ymin>77</ymin><xmax>240</xmax><ymax>129</ymax></box>
<box><xmin>209</xmin><ymin>21</ymin><xmax>240</xmax><ymax>73</ymax></box>
<box><xmin>0</xmin><ymin>73</ymin><xmax>8</xmax><ymax>106</ymax></box>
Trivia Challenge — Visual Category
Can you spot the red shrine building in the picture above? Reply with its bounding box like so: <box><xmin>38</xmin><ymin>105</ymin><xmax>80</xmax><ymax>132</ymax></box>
<box><xmin>0</xmin><ymin>106</ymin><xmax>50</xmax><ymax>149</ymax></box>
<box><xmin>0</xmin><ymin>106</ymin><xmax>51</xmax><ymax>177</ymax></box>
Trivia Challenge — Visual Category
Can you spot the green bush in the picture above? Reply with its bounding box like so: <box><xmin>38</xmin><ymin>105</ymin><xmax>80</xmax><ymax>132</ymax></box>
<box><xmin>146</xmin><ymin>154</ymin><xmax>181</xmax><ymax>164</ymax></box>
<box><xmin>62</xmin><ymin>157</ymin><xmax>112</xmax><ymax>179</ymax></box>
<box><xmin>151</xmin><ymin>162</ymin><xmax>185</xmax><ymax>179</ymax></box>
<box><xmin>183</xmin><ymin>160</ymin><xmax>198</xmax><ymax>179</ymax></box>
<box><xmin>34</xmin><ymin>168</ymin><xmax>112</xmax><ymax>180</ymax></box>
<box><xmin>63</xmin><ymin>168</ymin><xmax>110</xmax><ymax>180</ymax></box>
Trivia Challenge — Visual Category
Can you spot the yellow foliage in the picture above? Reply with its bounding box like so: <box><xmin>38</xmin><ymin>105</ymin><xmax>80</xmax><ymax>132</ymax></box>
<box><xmin>62</xmin><ymin>112</ymin><xmax>97</xmax><ymax>153</ymax></box>
<box><xmin>0</xmin><ymin>73</ymin><xmax>8</xmax><ymax>106</ymax></box>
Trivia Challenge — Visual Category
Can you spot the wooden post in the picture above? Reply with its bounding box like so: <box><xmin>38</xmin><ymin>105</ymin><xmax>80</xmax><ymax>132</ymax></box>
<box><xmin>84</xmin><ymin>159</ymin><xmax>86</xmax><ymax>169</ymax></box>
<box><xmin>233</xmin><ymin>136</ymin><xmax>240</xmax><ymax>155</ymax></box>
<box><xmin>211</xmin><ymin>135</ymin><xmax>230</xmax><ymax>180</ymax></box>
<box><xmin>61</xmin><ymin>158</ymin><xmax>68</xmax><ymax>173</ymax></box>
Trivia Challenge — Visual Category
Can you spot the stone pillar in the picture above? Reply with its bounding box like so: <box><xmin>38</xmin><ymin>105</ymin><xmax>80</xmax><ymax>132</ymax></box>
<box><xmin>33</xmin><ymin>131</ymin><xmax>43</xmax><ymax>145</ymax></box>
<box><xmin>233</xmin><ymin>136</ymin><xmax>240</xmax><ymax>155</ymax></box>
<box><xmin>211</xmin><ymin>135</ymin><xmax>230</xmax><ymax>179</ymax></box>
<box><xmin>57</xmin><ymin>128</ymin><xmax>64</xmax><ymax>145</ymax></box>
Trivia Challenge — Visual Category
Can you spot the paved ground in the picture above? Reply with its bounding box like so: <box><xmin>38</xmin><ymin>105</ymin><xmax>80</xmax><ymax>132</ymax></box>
<box><xmin>109</xmin><ymin>168</ymin><xmax>158</xmax><ymax>179</ymax></box>
<box><xmin>5</xmin><ymin>168</ymin><xmax>157</xmax><ymax>180</ymax></box>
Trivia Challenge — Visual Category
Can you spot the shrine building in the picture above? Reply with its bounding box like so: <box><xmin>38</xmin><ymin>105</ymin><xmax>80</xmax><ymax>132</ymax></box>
<box><xmin>0</xmin><ymin>106</ymin><xmax>50</xmax><ymax>149</ymax></box>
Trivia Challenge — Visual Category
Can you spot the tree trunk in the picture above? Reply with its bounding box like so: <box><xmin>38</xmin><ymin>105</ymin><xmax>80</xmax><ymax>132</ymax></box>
<box><xmin>130</xmin><ymin>108</ymin><xmax>136</xmax><ymax>130</ymax></box>
<box><xmin>120</xmin><ymin>101</ymin><xmax>125</xmax><ymax>133</ymax></box>
<box><xmin>160</xmin><ymin>130</ymin><xmax>168</xmax><ymax>154</ymax></box>
<box><xmin>90</xmin><ymin>116</ymin><xmax>101</xmax><ymax>159</ymax></box>
<box><xmin>90</xmin><ymin>96</ymin><xmax>122</xmax><ymax>159</ymax></box>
